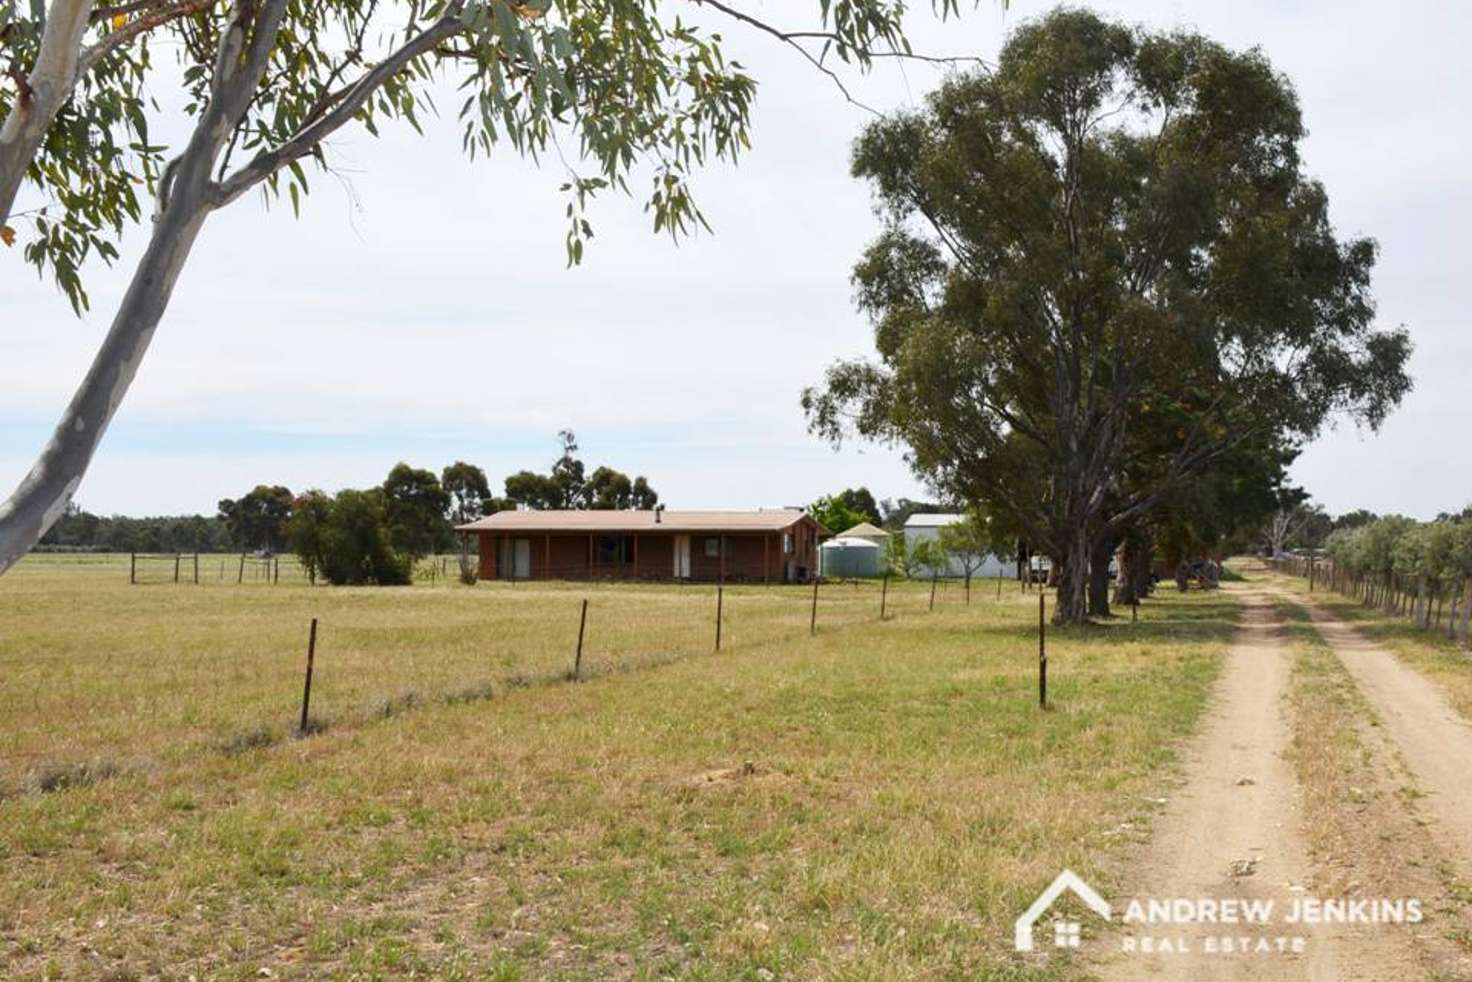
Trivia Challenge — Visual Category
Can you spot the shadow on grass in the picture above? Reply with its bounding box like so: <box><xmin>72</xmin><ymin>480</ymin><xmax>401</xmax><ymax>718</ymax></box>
<box><xmin>958</xmin><ymin>592</ymin><xmax>1241</xmax><ymax>648</ymax></box>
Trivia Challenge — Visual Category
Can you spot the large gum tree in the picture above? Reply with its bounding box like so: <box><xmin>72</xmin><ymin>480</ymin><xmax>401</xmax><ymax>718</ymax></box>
<box><xmin>804</xmin><ymin>9</ymin><xmax>1412</xmax><ymax>624</ymax></box>
<box><xmin>0</xmin><ymin>0</ymin><xmax>969</xmax><ymax>574</ymax></box>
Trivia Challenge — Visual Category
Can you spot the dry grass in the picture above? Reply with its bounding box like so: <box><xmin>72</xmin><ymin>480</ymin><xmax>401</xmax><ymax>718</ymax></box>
<box><xmin>0</xmin><ymin>555</ymin><xmax>1235</xmax><ymax>979</ymax></box>
<box><xmin>1265</xmin><ymin>570</ymin><xmax>1472</xmax><ymax>724</ymax></box>
<box><xmin>1272</xmin><ymin>594</ymin><xmax>1472</xmax><ymax>976</ymax></box>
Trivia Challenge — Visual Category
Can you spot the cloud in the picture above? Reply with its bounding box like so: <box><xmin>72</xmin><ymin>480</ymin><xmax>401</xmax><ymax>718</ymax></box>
<box><xmin>2</xmin><ymin>2</ymin><xmax>1468</xmax><ymax>519</ymax></box>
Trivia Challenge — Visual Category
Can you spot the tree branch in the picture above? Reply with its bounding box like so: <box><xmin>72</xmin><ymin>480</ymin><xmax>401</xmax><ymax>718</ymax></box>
<box><xmin>212</xmin><ymin>11</ymin><xmax>464</xmax><ymax>207</ymax></box>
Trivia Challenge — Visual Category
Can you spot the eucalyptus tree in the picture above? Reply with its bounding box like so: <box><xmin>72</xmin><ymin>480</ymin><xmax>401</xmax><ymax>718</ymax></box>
<box><xmin>0</xmin><ymin>0</ymin><xmax>967</xmax><ymax>574</ymax></box>
<box><xmin>804</xmin><ymin>9</ymin><xmax>1412</xmax><ymax>623</ymax></box>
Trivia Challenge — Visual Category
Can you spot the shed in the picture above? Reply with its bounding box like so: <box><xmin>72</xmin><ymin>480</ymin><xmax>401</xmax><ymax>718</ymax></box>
<box><xmin>902</xmin><ymin>513</ymin><xmax>1011</xmax><ymax>578</ymax></box>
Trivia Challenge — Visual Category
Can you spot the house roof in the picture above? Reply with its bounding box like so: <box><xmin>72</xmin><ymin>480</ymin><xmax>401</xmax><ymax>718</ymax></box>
<box><xmin>836</xmin><ymin>521</ymin><xmax>890</xmax><ymax>539</ymax></box>
<box><xmin>904</xmin><ymin>513</ymin><xmax>964</xmax><ymax>528</ymax></box>
<box><xmin>457</xmin><ymin>509</ymin><xmax>826</xmax><ymax>535</ymax></box>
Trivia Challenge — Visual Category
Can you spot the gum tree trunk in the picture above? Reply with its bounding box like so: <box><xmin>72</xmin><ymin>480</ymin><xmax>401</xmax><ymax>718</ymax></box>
<box><xmin>1088</xmin><ymin>532</ymin><xmax>1116</xmax><ymax>618</ymax></box>
<box><xmin>0</xmin><ymin>1</ymin><xmax>94</xmax><ymax>226</ymax></box>
<box><xmin>0</xmin><ymin>1</ymin><xmax>289</xmax><ymax>574</ymax></box>
<box><xmin>0</xmin><ymin>173</ymin><xmax>212</xmax><ymax>574</ymax></box>
<box><xmin>1052</xmin><ymin>528</ymin><xmax>1090</xmax><ymax>626</ymax></box>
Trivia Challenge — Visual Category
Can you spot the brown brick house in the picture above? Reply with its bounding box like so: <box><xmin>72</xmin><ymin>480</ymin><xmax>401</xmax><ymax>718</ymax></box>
<box><xmin>456</xmin><ymin>510</ymin><xmax>828</xmax><ymax>583</ymax></box>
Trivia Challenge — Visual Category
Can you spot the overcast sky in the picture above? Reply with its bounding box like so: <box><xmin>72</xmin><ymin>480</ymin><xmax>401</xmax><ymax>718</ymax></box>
<box><xmin>3</xmin><ymin>1</ymin><xmax>1468</xmax><ymax>520</ymax></box>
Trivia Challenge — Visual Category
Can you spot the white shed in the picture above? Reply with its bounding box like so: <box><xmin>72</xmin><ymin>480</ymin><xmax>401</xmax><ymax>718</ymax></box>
<box><xmin>902</xmin><ymin>513</ymin><xmax>1011</xmax><ymax>578</ymax></box>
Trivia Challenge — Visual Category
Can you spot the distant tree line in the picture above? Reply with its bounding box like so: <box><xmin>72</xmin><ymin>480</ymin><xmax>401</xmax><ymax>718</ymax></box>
<box><xmin>33</xmin><ymin>431</ymin><xmax>659</xmax><ymax>586</ymax></box>
<box><xmin>38</xmin><ymin>507</ymin><xmax>233</xmax><ymax>554</ymax></box>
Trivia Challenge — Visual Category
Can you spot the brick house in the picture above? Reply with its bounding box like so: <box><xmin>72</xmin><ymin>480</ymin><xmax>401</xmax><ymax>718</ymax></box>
<box><xmin>456</xmin><ymin>509</ymin><xmax>828</xmax><ymax>583</ymax></box>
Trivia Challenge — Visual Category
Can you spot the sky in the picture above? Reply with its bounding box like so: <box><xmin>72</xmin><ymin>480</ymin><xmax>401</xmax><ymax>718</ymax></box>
<box><xmin>2</xmin><ymin>1</ymin><xmax>1469</xmax><ymax>521</ymax></box>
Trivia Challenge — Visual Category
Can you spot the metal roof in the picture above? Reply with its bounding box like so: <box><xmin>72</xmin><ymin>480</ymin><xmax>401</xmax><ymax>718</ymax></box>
<box><xmin>903</xmin><ymin>513</ymin><xmax>965</xmax><ymax>528</ymax></box>
<box><xmin>456</xmin><ymin>509</ymin><xmax>823</xmax><ymax>534</ymax></box>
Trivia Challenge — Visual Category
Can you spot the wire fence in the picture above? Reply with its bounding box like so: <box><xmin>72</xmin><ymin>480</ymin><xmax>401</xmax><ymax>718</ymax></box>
<box><xmin>1265</xmin><ymin>555</ymin><xmax>1472</xmax><ymax>644</ymax></box>
<box><xmin>4</xmin><ymin>563</ymin><xmax>1033</xmax><ymax>784</ymax></box>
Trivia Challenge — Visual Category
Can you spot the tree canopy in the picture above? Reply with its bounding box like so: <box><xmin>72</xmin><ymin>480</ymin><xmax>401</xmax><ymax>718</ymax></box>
<box><xmin>805</xmin><ymin>9</ymin><xmax>1412</xmax><ymax>622</ymax></box>
<box><xmin>500</xmin><ymin>430</ymin><xmax>657</xmax><ymax>510</ymax></box>
<box><xmin>0</xmin><ymin>0</ymin><xmax>969</xmax><ymax>575</ymax></box>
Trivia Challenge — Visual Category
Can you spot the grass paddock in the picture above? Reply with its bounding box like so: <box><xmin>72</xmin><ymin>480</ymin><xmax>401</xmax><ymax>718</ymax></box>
<box><xmin>1</xmin><ymin>555</ymin><xmax>1236</xmax><ymax>979</ymax></box>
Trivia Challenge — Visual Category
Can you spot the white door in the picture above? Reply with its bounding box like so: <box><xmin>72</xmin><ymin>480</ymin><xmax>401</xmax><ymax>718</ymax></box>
<box><xmin>673</xmin><ymin>535</ymin><xmax>691</xmax><ymax>579</ymax></box>
<box><xmin>513</xmin><ymin>538</ymin><xmax>532</xmax><ymax>579</ymax></box>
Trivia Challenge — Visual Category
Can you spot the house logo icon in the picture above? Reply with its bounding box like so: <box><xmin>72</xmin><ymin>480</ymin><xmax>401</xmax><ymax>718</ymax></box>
<box><xmin>1015</xmin><ymin>869</ymin><xmax>1112</xmax><ymax>952</ymax></box>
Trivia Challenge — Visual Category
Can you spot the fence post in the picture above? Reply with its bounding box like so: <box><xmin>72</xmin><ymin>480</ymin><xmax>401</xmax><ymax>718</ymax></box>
<box><xmin>299</xmin><ymin>618</ymin><xmax>318</xmax><ymax>734</ymax></box>
<box><xmin>574</xmin><ymin>598</ymin><xmax>588</xmax><ymax>679</ymax></box>
<box><xmin>1038</xmin><ymin>592</ymin><xmax>1048</xmax><ymax>710</ymax></box>
<box><xmin>1132</xmin><ymin>598</ymin><xmax>1138</xmax><ymax>623</ymax></box>
<box><xmin>238</xmin><ymin>553</ymin><xmax>246</xmax><ymax>584</ymax></box>
<box><xmin>810</xmin><ymin>576</ymin><xmax>819</xmax><ymax>636</ymax></box>
<box><xmin>929</xmin><ymin>571</ymin><xmax>938</xmax><ymax>611</ymax></box>
<box><xmin>273</xmin><ymin>556</ymin><xmax>280</xmax><ymax>585</ymax></box>
<box><xmin>130</xmin><ymin>552</ymin><xmax>136</xmax><ymax>585</ymax></box>
<box><xmin>996</xmin><ymin>573</ymin><xmax>1002</xmax><ymax>601</ymax></box>
<box><xmin>173</xmin><ymin>552</ymin><xmax>180</xmax><ymax>583</ymax></box>
<box><xmin>880</xmin><ymin>572</ymin><xmax>889</xmax><ymax>620</ymax></box>
<box><xmin>715</xmin><ymin>585</ymin><xmax>724</xmax><ymax>651</ymax></box>
<box><xmin>193</xmin><ymin>553</ymin><xmax>199</xmax><ymax>584</ymax></box>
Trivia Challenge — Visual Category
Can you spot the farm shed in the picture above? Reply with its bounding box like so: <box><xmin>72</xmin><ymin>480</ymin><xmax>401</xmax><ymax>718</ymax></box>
<box><xmin>819</xmin><ymin>538</ymin><xmax>884</xmax><ymax>578</ymax></box>
<box><xmin>902</xmin><ymin>513</ymin><xmax>1011</xmax><ymax>578</ymax></box>
<box><xmin>457</xmin><ymin>510</ymin><xmax>828</xmax><ymax>583</ymax></box>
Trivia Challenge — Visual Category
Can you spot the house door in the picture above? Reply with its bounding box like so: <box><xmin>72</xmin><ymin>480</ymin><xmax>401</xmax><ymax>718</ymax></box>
<box><xmin>673</xmin><ymin>535</ymin><xmax>691</xmax><ymax>579</ymax></box>
<box><xmin>512</xmin><ymin>538</ymin><xmax>532</xmax><ymax>579</ymax></box>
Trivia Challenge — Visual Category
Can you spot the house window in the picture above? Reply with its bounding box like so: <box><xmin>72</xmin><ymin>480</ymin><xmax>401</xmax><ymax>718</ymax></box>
<box><xmin>704</xmin><ymin>537</ymin><xmax>723</xmax><ymax>559</ymax></box>
<box><xmin>595</xmin><ymin>535</ymin><xmax>633</xmax><ymax>564</ymax></box>
<box><xmin>783</xmin><ymin>533</ymin><xmax>793</xmax><ymax>555</ymax></box>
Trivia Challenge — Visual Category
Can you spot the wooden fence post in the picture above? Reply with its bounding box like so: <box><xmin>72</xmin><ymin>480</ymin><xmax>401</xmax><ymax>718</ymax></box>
<box><xmin>130</xmin><ymin>552</ymin><xmax>136</xmax><ymax>585</ymax></box>
<box><xmin>880</xmin><ymin>572</ymin><xmax>889</xmax><ymax>621</ymax></box>
<box><xmin>273</xmin><ymin>556</ymin><xmax>280</xmax><ymax>585</ymax></box>
<box><xmin>996</xmin><ymin>573</ymin><xmax>1003</xmax><ymax>601</ymax></box>
<box><xmin>810</xmin><ymin>576</ymin><xmax>819</xmax><ymax>636</ymax></box>
<box><xmin>929</xmin><ymin>571</ymin><xmax>938</xmax><ymax>611</ymax></box>
<box><xmin>299</xmin><ymin>618</ymin><xmax>318</xmax><ymax>734</ymax></box>
<box><xmin>193</xmin><ymin>553</ymin><xmax>199</xmax><ymax>584</ymax></box>
<box><xmin>574</xmin><ymin>598</ymin><xmax>588</xmax><ymax>679</ymax></box>
<box><xmin>173</xmin><ymin>552</ymin><xmax>180</xmax><ymax>583</ymax></box>
<box><xmin>1038</xmin><ymin>592</ymin><xmax>1048</xmax><ymax>710</ymax></box>
<box><xmin>238</xmin><ymin>553</ymin><xmax>246</xmax><ymax>584</ymax></box>
<box><xmin>715</xmin><ymin>585</ymin><xmax>724</xmax><ymax>651</ymax></box>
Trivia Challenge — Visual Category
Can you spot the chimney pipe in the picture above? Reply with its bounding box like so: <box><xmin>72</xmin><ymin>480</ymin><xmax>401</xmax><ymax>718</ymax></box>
<box><xmin>655</xmin><ymin>504</ymin><xmax>664</xmax><ymax>524</ymax></box>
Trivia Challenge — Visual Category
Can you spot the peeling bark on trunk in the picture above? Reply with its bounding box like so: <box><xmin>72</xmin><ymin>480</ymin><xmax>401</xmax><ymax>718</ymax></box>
<box><xmin>1052</xmin><ymin>529</ymin><xmax>1090</xmax><ymax>626</ymax></box>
